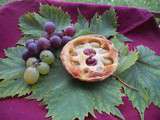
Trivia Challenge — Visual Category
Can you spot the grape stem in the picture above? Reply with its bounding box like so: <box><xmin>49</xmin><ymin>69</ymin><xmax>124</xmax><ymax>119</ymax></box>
<box><xmin>112</xmin><ymin>74</ymin><xmax>138</xmax><ymax>91</ymax></box>
<box><xmin>32</xmin><ymin>61</ymin><xmax>40</xmax><ymax>67</ymax></box>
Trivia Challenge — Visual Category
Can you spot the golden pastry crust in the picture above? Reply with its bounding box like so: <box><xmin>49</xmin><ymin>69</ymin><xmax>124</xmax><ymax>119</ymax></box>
<box><xmin>60</xmin><ymin>35</ymin><xmax>118</xmax><ymax>82</ymax></box>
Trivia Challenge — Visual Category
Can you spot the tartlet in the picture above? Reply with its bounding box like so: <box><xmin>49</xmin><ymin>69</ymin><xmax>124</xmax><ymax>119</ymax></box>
<box><xmin>60</xmin><ymin>35</ymin><xmax>118</xmax><ymax>82</ymax></box>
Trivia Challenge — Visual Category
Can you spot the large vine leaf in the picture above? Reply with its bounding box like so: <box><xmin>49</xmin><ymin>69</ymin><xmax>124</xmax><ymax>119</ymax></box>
<box><xmin>29</xmin><ymin>59</ymin><xmax>123</xmax><ymax>120</ymax></box>
<box><xmin>75</xmin><ymin>9</ymin><xmax>132</xmax><ymax>42</ymax></box>
<box><xmin>19</xmin><ymin>5</ymin><xmax>70</xmax><ymax>39</ymax></box>
<box><xmin>119</xmin><ymin>46</ymin><xmax>160</xmax><ymax>119</ymax></box>
<box><xmin>19</xmin><ymin>13</ymin><xmax>43</xmax><ymax>38</ymax></box>
<box><xmin>75</xmin><ymin>8</ymin><xmax>117</xmax><ymax>37</ymax></box>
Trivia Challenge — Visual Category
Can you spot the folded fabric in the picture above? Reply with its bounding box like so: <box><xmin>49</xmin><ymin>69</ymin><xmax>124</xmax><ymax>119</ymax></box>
<box><xmin>0</xmin><ymin>0</ymin><xmax>160</xmax><ymax>120</ymax></box>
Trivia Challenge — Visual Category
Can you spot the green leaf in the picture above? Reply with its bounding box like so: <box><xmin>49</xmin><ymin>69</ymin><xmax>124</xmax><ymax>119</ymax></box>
<box><xmin>112</xmin><ymin>37</ymin><xmax>138</xmax><ymax>74</ymax></box>
<box><xmin>90</xmin><ymin>8</ymin><xmax>117</xmax><ymax>36</ymax></box>
<box><xmin>39</xmin><ymin>5</ymin><xmax>71</xmax><ymax>31</ymax></box>
<box><xmin>75</xmin><ymin>14</ymin><xmax>94</xmax><ymax>37</ymax></box>
<box><xmin>112</xmin><ymin>37</ymin><xmax>128</xmax><ymax>56</ymax></box>
<box><xmin>19</xmin><ymin>5</ymin><xmax>71</xmax><ymax>39</ymax></box>
<box><xmin>0</xmin><ymin>47</ymin><xmax>25</xmax><ymax>80</ymax></box>
<box><xmin>117</xmin><ymin>52</ymin><xmax>139</xmax><ymax>74</ymax></box>
<box><xmin>119</xmin><ymin>46</ymin><xmax>160</xmax><ymax>119</ymax></box>
<box><xmin>137</xmin><ymin>45</ymin><xmax>160</xmax><ymax>68</ymax></box>
<box><xmin>0</xmin><ymin>79</ymin><xmax>31</xmax><ymax>98</ymax></box>
<box><xmin>75</xmin><ymin>8</ymin><xmax>118</xmax><ymax>37</ymax></box>
<box><xmin>19</xmin><ymin>13</ymin><xmax>44</xmax><ymax>38</ymax></box>
<box><xmin>30</xmin><ymin>60</ymin><xmax>123</xmax><ymax>120</ymax></box>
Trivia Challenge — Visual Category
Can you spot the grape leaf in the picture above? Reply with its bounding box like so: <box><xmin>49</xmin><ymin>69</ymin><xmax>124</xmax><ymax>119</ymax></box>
<box><xmin>75</xmin><ymin>14</ymin><xmax>94</xmax><ymax>37</ymax></box>
<box><xmin>112</xmin><ymin>37</ymin><xmax>138</xmax><ymax>74</ymax></box>
<box><xmin>90</xmin><ymin>8</ymin><xmax>117</xmax><ymax>36</ymax></box>
<box><xmin>119</xmin><ymin>46</ymin><xmax>160</xmax><ymax>119</ymax></box>
<box><xmin>137</xmin><ymin>46</ymin><xmax>160</xmax><ymax>68</ymax></box>
<box><xmin>19</xmin><ymin>13</ymin><xmax>44</xmax><ymax>38</ymax></box>
<box><xmin>19</xmin><ymin>5</ymin><xmax>71</xmax><ymax>39</ymax></box>
<box><xmin>117</xmin><ymin>52</ymin><xmax>139</xmax><ymax>74</ymax></box>
<box><xmin>112</xmin><ymin>37</ymin><xmax>128</xmax><ymax>56</ymax></box>
<box><xmin>29</xmin><ymin>60</ymin><xmax>123</xmax><ymax>120</ymax></box>
<box><xmin>39</xmin><ymin>5</ymin><xmax>70</xmax><ymax>31</ymax></box>
<box><xmin>0</xmin><ymin>79</ymin><xmax>31</xmax><ymax>98</ymax></box>
<box><xmin>75</xmin><ymin>10</ymin><xmax>132</xmax><ymax>43</ymax></box>
<box><xmin>75</xmin><ymin>8</ymin><xmax>118</xmax><ymax>37</ymax></box>
<box><xmin>0</xmin><ymin>47</ymin><xmax>25</xmax><ymax>80</ymax></box>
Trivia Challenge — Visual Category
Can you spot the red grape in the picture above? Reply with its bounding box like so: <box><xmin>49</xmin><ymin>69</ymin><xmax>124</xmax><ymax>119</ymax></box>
<box><xmin>27</xmin><ymin>42</ymin><xmax>39</xmax><ymax>55</ymax></box>
<box><xmin>26</xmin><ymin>39</ymin><xmax>34</xmax><ymax>48</ymax></box>
<box><xmin>44</xmin><ymin>21</ymin><xmax>56</xmax><ymax>34</ymax></box>
<box><xmin>86</xmin><ymin>57</ymin><xmax>97</xmax><ymax>66</ymax></box>
<box><xmin>50</xmin><ymin>35</ymin><xmax>62</xmax><ymax>49</ymax></box>
<box><xmin>37</xmin><ymin>37</ymin><xmax>51</xmax><ymax>50</ymax></box>
<box><xmin>42</xmin><ymin>32</ymin><xmax>53</xmax><ymax>39</ymax></box>
<box><xmin>61</xmin><ymin>36</ymin><xmax>72</xmax><ymax>46</ymax></box>
<box><xmin>63</xmin><ymin>25</ymin><xmax>76</xmax><ymax>37</ymax></box>
<box><xmin>53</xmin><ymin>31</ymin><xmax>63</xmax><ymax>38</ymax></box>
<box><xmin>83</xmin><ymin>48</ymin><xmax>96</xmax><ymax>56</ymax></box>
<box><xmin>22</xmin><ymin>49</ymin><xmax>33</xmax><ymax>61</ymax></box>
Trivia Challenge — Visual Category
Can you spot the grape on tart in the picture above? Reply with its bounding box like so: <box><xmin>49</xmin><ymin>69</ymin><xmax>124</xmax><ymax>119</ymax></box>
<box><xmin>60</xmin><ymin>35</ymin><xmax>118</xmax><ymax>82</ymax></box>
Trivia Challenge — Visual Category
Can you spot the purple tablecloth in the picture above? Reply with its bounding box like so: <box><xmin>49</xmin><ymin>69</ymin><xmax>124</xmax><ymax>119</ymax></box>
<box><xmin>0</xmin><ymin>0</ymin><xmax>160</xmax><ymax>120</ymax></box>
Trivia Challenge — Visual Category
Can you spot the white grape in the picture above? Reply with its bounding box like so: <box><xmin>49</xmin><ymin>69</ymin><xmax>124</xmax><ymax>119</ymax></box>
<box><xmin>40</xmin><ymin>50</ymin><xmax>55</xmax><ymax>64</ymax></box>
<box><xmin>37</xmin><ymin>62</ymin><xmax>50</xmax><ymax>75</ymax></box>
<box><xmin>24</xmin><ymin>67</ymin><xmax>39</xmax><ymax>85</ymax></box>
<box><xmin>26</xmin><ymin>57</ymin><xmax>38</xmax><ymax>67</ymax></box>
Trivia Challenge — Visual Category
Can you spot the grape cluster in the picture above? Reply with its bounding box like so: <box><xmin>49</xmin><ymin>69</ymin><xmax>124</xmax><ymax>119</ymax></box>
<box><xmin>22</xmin><ymin>21</ymin><xmax>76</xmax><ymax>85</ymax></box>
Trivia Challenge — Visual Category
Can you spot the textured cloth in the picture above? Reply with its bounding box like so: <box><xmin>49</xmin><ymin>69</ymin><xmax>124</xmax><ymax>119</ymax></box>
<box><xmin>0</xmin><ymin>0</ymin><xmax>160</xmax><ymax>120</ymax></box>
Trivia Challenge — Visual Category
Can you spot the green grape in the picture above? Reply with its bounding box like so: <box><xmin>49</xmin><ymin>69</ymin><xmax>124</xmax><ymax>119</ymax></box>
<box><xmin>40</xmin><ymin>50</ymin><xmax>55</xmax><ymax>64</ymax></box>
<box><xmin>24</xmin><ymin>67</ymin><xmax>39</xmax><ymax>85</ymax></box>
<box><xmin>26</xmin><ymin>57</ymin><xmax>38</xmax><ymax>67</ymax></box>
<box><xmin>37</xmin><ymin>62</ymin><xmax>50</xmax><ymax>75</ymax></box>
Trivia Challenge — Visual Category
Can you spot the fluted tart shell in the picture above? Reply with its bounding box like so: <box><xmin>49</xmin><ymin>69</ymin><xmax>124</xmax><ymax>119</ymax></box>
<box><xmin>60</xmin><ymin>35</ymin><xmax>118</xmax><ymax>82</ymax></box>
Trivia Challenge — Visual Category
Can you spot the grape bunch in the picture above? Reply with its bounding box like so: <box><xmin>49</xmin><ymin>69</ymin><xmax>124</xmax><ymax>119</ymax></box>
<box><xmin>22</xmin><ymin>21</ymin><xmax>76</xmax><ymax>61</ymax></box>
<box><xmin>22</xmin><ymin>21</ymin><xmax>76</xmax><ymax>85</ymax></box>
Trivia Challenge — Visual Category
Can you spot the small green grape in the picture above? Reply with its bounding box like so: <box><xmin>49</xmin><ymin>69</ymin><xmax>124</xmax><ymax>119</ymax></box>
<box><xmin>26</xmin><ymin>57</ymin><xmax>38</xmax><ymax>67</ymax></box>
<box><xmin>40</xmin><ymin>50</ymin><xmax>55</xmax><ymax>64</ymax></box>
<box><xmin>37</xmin><ymin>62</ymin><xmax>50</xmax><ymax>75</ymax></box>
<box><xmin>24</xmin><ymin>67</ymin><xmax>39</xmax><ymax>85</ymax></box>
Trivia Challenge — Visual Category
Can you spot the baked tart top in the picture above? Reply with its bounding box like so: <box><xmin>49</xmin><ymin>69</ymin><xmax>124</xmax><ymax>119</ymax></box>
<box><xmin>60</xmin><ymin>35</ymin><xmax>118</xmax><ymax>82</ymax></box>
